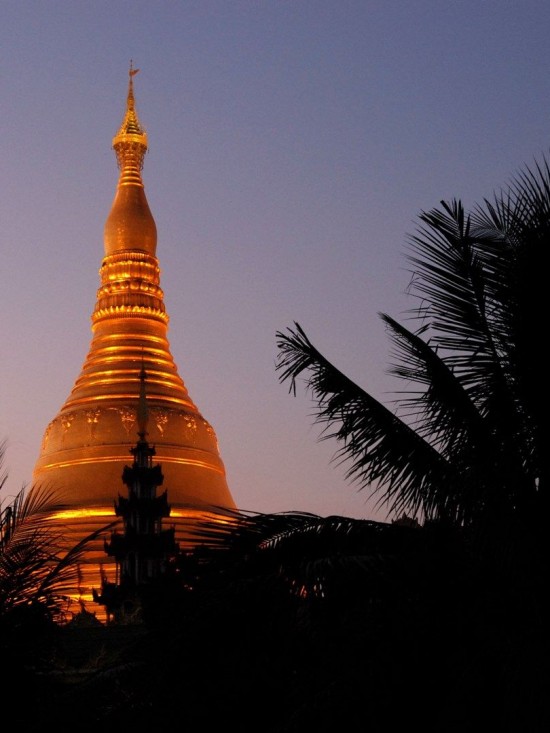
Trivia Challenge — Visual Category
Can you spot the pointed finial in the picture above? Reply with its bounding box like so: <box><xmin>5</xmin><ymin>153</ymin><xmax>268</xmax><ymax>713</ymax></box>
<box><xmin>112</xmin><ymin>62</ymin><xmax>147</xmax><ymax>166</ymax></box>
<box><xmin>137</xmin><ymin>356</ymin><xmax>149</xmax><ymax>440</ymax></box>
<box><xmin>104</xmin><ymin>65</ymin><xmax>157</xmax><ymax>256</ymax></box>
<box><xmin>128</xmin><ymin>60</ymin><xmax>140</xmax><ymax>103</ymax></box>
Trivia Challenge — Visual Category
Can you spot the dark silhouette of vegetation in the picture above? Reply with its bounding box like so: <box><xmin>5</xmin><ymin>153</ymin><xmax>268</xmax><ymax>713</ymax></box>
<box><xmin>8</xmin><ymin>507</ymin><xmax>546</xmax><ymax>731</ymax></box>
<box><xmin>0</xmin><ymin>443</ymin><xmax>116</xmax><ymax>722</ymax></box>
<box><xmin>276</xmin><ymin>171</ymin><xmax>544</xmax><ymax>535</ymax></box>
<box><xmin>272</xmin><ymin>156</ymin><xmax>548</xmax><ymax>728</ymax></box>
<box><xmin>2</xmin><ymin>156</ymin><xmax>549</xmax><ymax>730</ymax></box>
<box><xmin>1</xmin><ymin>485</ymin><xmax>83</xmax><ymax>625</ymax></box>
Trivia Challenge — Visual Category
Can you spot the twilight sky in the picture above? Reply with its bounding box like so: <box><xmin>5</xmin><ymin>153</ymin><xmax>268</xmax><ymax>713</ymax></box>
<box><xmin>1</xmin><ymin>1</ymin><xmax>549</xmax><ymax>521</ymax></box>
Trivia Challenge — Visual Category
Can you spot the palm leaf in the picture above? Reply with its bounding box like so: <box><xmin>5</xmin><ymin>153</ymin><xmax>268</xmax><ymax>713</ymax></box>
<box><xmin>1</xmin><ymin>481</ymin><xmax>115</xmax><ymax>622</ymax></box>
<box><xmin>408</xmin><ymin>200</ymin><xmax>512</xmax><ymax>408</ymax></box>
<box><xmin>275</xmin><ymin>322</ymin><xmax>449</xmax><ymax>519</ymax></box>
<box><xmin>178</xmin><ymin>507</ymin><xmax>432</xmax><ymax>608</ymax></box>
<box><xmin>382</xmin><ymin>314</ymin><xmax>535</xmax><ymax>525</ymax></box>
<box><xmin>471</xmin><ymin>164</ymin><xmax>546</xmax><ymax>492</ymax></box>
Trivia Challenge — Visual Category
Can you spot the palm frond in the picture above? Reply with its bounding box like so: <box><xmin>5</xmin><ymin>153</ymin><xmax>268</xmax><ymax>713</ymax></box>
<box><xmin>0</xmin><ymin>439</ymin><xmax>7</xmax><ymax>494</ymax></box>
<box><xmin>275</xmin><ymin>154</ymin><xmax>547</xmax><ymax>529</ymax></box>
<box><xmin>470</xmin><ymin>162</ymin><xmax>546</xmax><ymax>490</ymax></box>
<box><xmin>384</xmin><ymin>314</ymin><xmax>535</xmax><ymax>524</ymax></box>
<box><xmin>408</xmin><ymin>200</ymin><xmax>511</xmax><ymax>403</ymax></box>
<box><xmin>1</xmin><ymin>481</ymin><xmax>115</xmax><ymax>622</ymax></box>
<box><xmin>382</xmin><ymin>312</ymin><xmax>484</xmax><ymax>442</ymax></box>
<box><xmin>177</xmin><ymin>507</ymin><xmax>431</xmax><ymax>606</ymax></box>
<box><xmin>406</xmin><ymin>198</ymin><xmax>538</xmax><ymax>498</ymax></box>
<box><xmin>275</xmin><ymin>322</ymin><xmax>449</xmax><ymax>519</ymax></box>
<box><xmin>382</xmin><ymin>315</ymin><xmax>492</xmax><ymax>500</ymax></box>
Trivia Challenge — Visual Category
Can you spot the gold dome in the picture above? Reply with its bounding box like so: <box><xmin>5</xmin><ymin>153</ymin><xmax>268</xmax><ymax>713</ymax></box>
<box><xmin>31</xmin><ymin>66</ymin><xmax>236</xmax><ymax>619</ymax></box>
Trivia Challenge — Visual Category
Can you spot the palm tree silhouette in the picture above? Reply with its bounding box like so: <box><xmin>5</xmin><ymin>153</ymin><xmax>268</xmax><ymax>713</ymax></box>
<box><xmin>275</xmin><ymin>158</ymin><xmax>545</xmax><ymax>550</ymax></box>
<box><xmin>268</xmin><ymin>157</ymin><xmax>548</xmax><ymax>730</ymax></box>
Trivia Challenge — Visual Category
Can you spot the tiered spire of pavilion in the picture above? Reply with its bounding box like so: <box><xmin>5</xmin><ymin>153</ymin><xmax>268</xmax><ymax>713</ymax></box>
<box><xmin>94</xmin><ymin>365</ymin><xmax>179</xmax><ymax>624</ymax></box>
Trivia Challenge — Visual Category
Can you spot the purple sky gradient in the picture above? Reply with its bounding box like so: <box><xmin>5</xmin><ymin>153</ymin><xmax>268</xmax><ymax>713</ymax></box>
<box><xmin>1</xmin><ymin>1</ymin><xmax>549</xmax><ymax>520</ymax></box>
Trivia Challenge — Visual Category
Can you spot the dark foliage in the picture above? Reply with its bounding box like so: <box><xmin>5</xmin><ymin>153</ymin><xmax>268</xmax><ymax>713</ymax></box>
<box><xmin>276</xmin><ymin>161</ymin><xmax>546</xmax><ymax>553</ymax></box>
<box><xmin>6</xmin><ymin>508</ymin><xmax>547</xmax><ymax>732</ymax></box>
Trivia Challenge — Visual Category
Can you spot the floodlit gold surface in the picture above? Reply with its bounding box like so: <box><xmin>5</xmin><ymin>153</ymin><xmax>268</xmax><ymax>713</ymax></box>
<box><xmin>31</xmin><ymin>68</ymin><xmax>236</xmax><ymax>621</ymax></box>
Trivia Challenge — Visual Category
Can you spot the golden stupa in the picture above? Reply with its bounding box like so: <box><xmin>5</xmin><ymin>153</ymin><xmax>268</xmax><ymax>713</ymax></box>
<box><xmin>31</xmin><ymin>66</ymin><xmax>236</xmax><ymax>616</ymax></box>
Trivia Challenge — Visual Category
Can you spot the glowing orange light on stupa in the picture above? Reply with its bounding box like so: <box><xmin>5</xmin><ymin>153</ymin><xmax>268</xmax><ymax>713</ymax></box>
<box><xmin>31</xmin><ymin>65</ymin><xmax>236</xmax><ymax>620</ymax></box>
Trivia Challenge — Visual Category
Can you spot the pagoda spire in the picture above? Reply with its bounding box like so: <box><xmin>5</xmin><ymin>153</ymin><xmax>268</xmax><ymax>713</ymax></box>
<box><xmin>32</xmin><ymin>68</ymin><xmax>236</xmax><ymax>621</ymax></box>
<box><xmin>104</xmin><ymin>62</ymin><xmax>157</xmax><ymax>256</ymax></box>
<box><xmin>137</xmin><ymin>358</ymin><xmax>149</xmax><ymax>441</ymax></box>
<box><xmin>112</xmin><ymin>61</ymin><xmax>148</xmax><ymax>164</ymax></box>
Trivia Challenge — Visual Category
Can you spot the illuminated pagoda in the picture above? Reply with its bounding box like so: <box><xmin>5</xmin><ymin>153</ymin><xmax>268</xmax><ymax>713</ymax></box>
<box><xmin>94</xmin><ymin>365</ymin><xmax>179</xmax><ymax>624</ymax></box>
<box><xmin>31</xmin><ymin>65</ymin><xmax>236</xmax><ymax>617</ymax></box>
